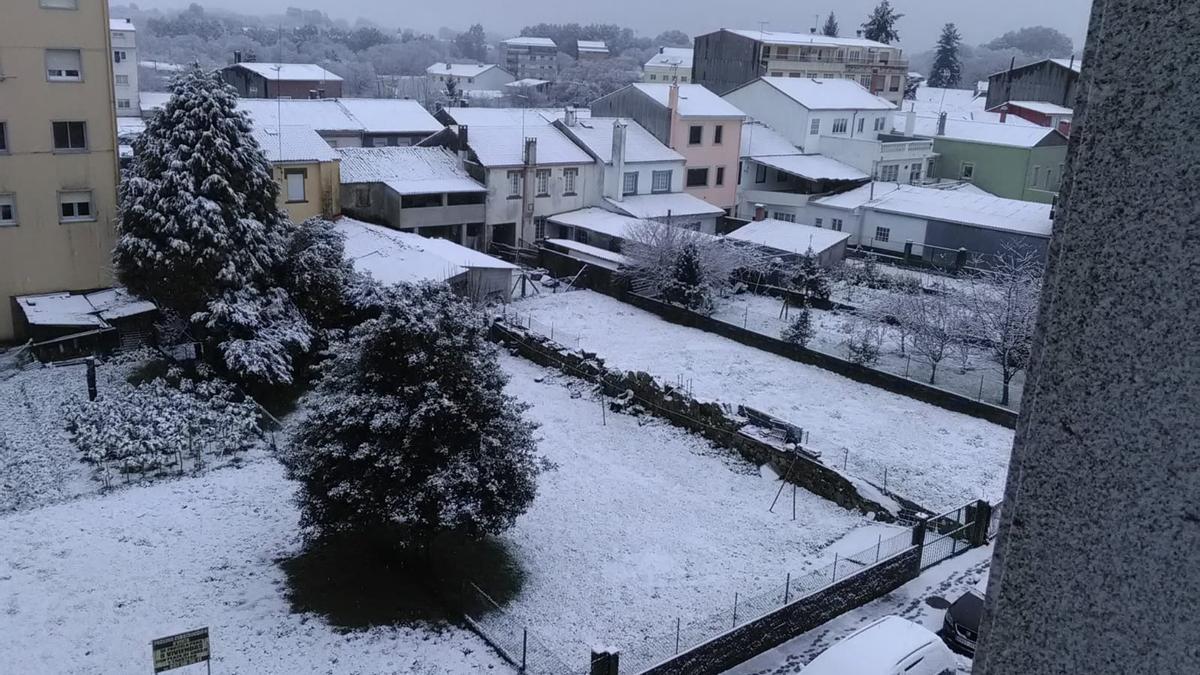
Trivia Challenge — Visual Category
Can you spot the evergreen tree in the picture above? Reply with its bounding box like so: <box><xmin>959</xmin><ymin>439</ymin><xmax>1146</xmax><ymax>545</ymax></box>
<box><xmin>660</xmin><ymin>242</ymin><xmax>713</xmax><ymax>313</ymax></box>
<box><xmin>822</xmin><ymin>12</ymin><xmax>840</xmax><ymax>38</ymax></box>
<box><xmin>282</xmin><ymin>283</ymin><xmax>542</xmax><ymax>546</ymax></box>
<box><xmin>928</xmin><ymin>23</ymin><xmax>964</xmax><ymax>88</ymax></box>
<box><xmin>454</xmin><ymin>24</ymin><xmax>488</xmax><ymax>62</ymax></box>
<box><xmin>781</xmin><ymin>305</ymin><xmax>815</xmax><ymax>347</ymax></box>
<box><xmin>792</xmin><ymin>248</ymin><xmax>832</xmax><ymax>303</ymax></box>
<box><xmin>861</xmin><ymin>0</ymin><xmax>904</xmax><ymax>44</ymax></box>
<box><xmin>279</xmin><ymin>218</ymin><xmax>358</xmax><ymax>331</ymax></box>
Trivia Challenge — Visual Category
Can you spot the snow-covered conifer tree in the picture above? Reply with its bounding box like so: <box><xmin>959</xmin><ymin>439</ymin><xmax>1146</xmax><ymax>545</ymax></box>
<box><xmin>280</xmin><ymin>218</ymin><xmax>359</xmax><ymax>330</ymax></box>
<box><xmin>781</xmin><ymin>305</ymin><xmax>815</xmax><ymax>347</ymax></box>
<box><xmin>661</xmin><ymin>242</ymin><xmax>714</xmax><ymax>313</ymax></box>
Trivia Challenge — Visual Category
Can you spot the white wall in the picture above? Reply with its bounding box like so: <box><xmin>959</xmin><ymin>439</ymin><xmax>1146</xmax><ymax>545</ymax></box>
<box><xmin>604</xmin><ymin>159</ymin><xmax>686</xmax><ymax>200</ymax></box>
<box><xmin>483</xmin><ymin>162</ymin><xmax>602</xmax><ymax>226</ymax></box>
<box><xmin>428</xmin><ymin>66</ymin><xmax>515</xmax><ymax>93</ymax></box>
<box><xmin>722</xmin><ymin>80</ymin><xmax>891</xmax><ymax>153</ymax></box>
<box><xmin>110</xmin><ymin>25</ymin><xmax>139</xmax><ymax>117</ymax></box>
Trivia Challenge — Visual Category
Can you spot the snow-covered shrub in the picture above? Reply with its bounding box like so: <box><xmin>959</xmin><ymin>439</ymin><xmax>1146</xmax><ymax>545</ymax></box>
<box><xmin>660</xmin><ymin>242</ymin><xmax>714</xmax><ymax>313</ymax></box>
<box><xmin>280</xmin><ymin>218</ymin><xmax>359</xmax><ymax>330</ymax></box>
<box><xmin>845</xmin><ymin>316</ymin><xmax>884</xmax><ymax>366</ymax></box>
<box><xmin>791</xmin><ymin>248</ymin><xmax>831</xmax><ymax>303</ymax></box>
<box><xmin>622</xmin><ymin>220</ymin><xmax>749</xmax><ymax>306</ymax></box>
<box><xmin>781</xmin><ymin>305</ymin><xmax>815</xmax><ymax>347</ymax></box>
<box><xmin>198</xmin><ymin>287</ymin><xmax>315</xmax><ymax>387</ymax></box>
<box><xmin>282</xmin><ymin>282</ymin><xmax>542</xmax><ymax>546</ymax></box>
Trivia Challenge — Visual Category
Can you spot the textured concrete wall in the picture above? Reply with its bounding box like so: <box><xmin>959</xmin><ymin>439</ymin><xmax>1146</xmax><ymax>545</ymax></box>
<box><xmin>974</xmin><ymin>3</ymin><xmax>1200</xmax><ymax>674</ymax></box>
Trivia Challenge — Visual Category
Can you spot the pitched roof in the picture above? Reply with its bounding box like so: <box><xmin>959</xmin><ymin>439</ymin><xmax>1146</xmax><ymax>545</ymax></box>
<box><xmin>233</xmin><ymin>98</ymin><xmax>441</xmax><ymax>134</ymax></box>
<box><xmin>752</xmin><ymin>154</ymin><xmax>868</xmax><ymax>182</ymax></box>
<box><xmin>110</xmin><ymin>18</ymin><xmax>136</xmax><ymax>31</ymax></box>
<box><xmin>740</xmin><ymin>121</ymin><xmax>801</xmax><ymax>157</ymax></box>
<box><xmin>333</xmin><ymin>98</ymin><xmax>441</xmax><ymax>134</ymax></box>
<box><xmin>545</xmin><ymin>239</ymin><xmax>628</xmax><ymax>269</ymax></box>
<box><xmin>336</xmin><ymin>218</ymin><xmax>514</xmax><ymax>287</ymax></box>
<box><xmin>726</xmin><ymin>219</ymin><xmax>850</xmax><ymax>255</ymax></box>
<box><xmin>250</xmin><ymin>125</ymin><xmax>340</xmax><ymax>163</ymax></box>
<box><xmin>440</xmin><ymin>107</ymin><xmax>582</xmax><ymax>127</ymax></box>
<box><xmin>908</xmin><ymin>85</ymin><xmax>987</xmax><ymax>117</ymax></box>
<box><xmin>548</xmin><ymin>207</ymin><xmax>645</xmax><ymax>239</ymax></box>
<box><xmin>644</xmin><ymin>47</ymin><xmax>694</xmax><ymax>70</ymax></box>
<box><xmin>990</xmin><ymin>57</ymin><xmax>1082</xmax><ymax>78</ymax></box>
<box><xmin>605</xmin><ymin>193</ymin><xmax>724</xmax><ymax>219</ymax></box>
<box><xmin>466</xmin><ymin>125</ymin><xmax>593</xmax><ymax>167</ymax></box>
<box><xmin>1004</xmin><ymin>100</ymin><xmax>1074</xmax><ymax>115</ymax></box>
<box><xmin>229</xmin><ymin>62</ymin><xmax>344</xmax><ymax>82</ymax></box>
<box><xmin>813</xmin><ymin>182</ymin><xmax>1054</xmax><ymax>236</ymax></box>
<box><xmin>503</xmin><ymin>36</ymin><xmax>557</xmax><ymax>48</ymax></box>
<box><xmin>908</xmin><ymin>116</ymin><xmax>1063</xmax><ymax>148</ymax></box>
<box><xmin>629</xmin><ymin>83</ymin><xmax>746</xmax><ymax>118</ymax></box>
<box><xmin>425</xmin><ymin>62</ymin><xmax>503</xmax><ymax>78</ymax></box>
<box><xmin>724</xmin><ymin>28</ymin><xmax>892</xmax><ymax>49</ymax></box>
<box><xmin>748</xmin><ymin>77</ymin><xmax>896</xmax><ymax>111</ymax></box>
<box><xmin>565</xmin><ymin>118</ymin><xmax>684</xmax><ymax>163</ymax></box>
<box><xmin>15</xmin><ymin>289</ymin><xmax>155</xmax><ymax>328</ymax></box>
<box><xmin>338</xmin><ymin>147</ymin><xmax>484</xmax><ymax>194</ymax></box>
<box><xmin>577</xmin><ymin>40</ymin><xmax>609</xmax><ymax>53</ymax></box>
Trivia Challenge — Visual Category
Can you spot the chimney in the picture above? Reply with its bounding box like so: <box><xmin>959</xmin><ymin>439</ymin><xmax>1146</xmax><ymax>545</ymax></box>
<box><xmin>904</xmin><ymin>109</ymin><xmax>916</xmax><ymax>136</ymax></box>
<box><xmin>810</xmin><ymin>27</ymin><xmax>817</xmax><ymax>34</ymax></box>
<box><xmin>659</xmin><ymin>47</ymin><xmax>665</xmax><ymax>54</ymax></box>
<box><xmin>523</xmin><ymin>137</ymin><xmax>538</xmax><ymax>167</ymax></box>
<box><xmin>936</xmin><ymin>111</ymin><xmax>948</xmax><ymax>136</ymax></box>
<box><xmin>446</xmin><ymin>63</ymin><xmax>452</xmax><ymax>70</ymax></box>
<box><xmin>998</xmin><ymin>104</ymin><xmax>1008</xmax><ymax>124</ymax></box>
<box><xmin>564</xmin><ymin>107</ymin><xmax>577</xmax><ymax>127</ymax></box>
<box><xmin>753</xmin><ymin>204</ymin><xmax>766</xmax><ymax>221</ymax></box>
<box><xmin>856</xmin><ymin>30</ymin><xmax>863</xmax><ymax>38</ymax></box>
<box><xmin>458</xmin><ymin>125</ymin><xmax>470</xmax><ymax>160</ymax></box>
<box><xmin>667</xmin><ymin>83</ymin><xmax>680</xmax><ymax>146</ymax></box>
<box><xmin>611</xmin><ymin>119</ymin><xmax>628</xmax><ymax>202</ymax></box>
<box><xmin>233</xmin><ymin>50</ymin><xmax>242</xmax><ymax>64</ymax></box>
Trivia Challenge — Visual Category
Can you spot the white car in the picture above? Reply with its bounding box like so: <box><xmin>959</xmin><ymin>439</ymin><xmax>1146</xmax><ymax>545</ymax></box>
<box><xmin>802</xmin><ymin>615</ymin><xmax>957</xmax><ymax>675</ymax></box>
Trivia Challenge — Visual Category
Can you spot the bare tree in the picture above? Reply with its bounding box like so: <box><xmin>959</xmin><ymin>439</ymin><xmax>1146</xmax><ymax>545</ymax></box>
<box><xmin>621</xmin><ymin>220</ymin><xmax>751</xmax><ymax>305</ymax></box>
<box><xmin>963</xmin><ymin>242</ymin><xmax>1044</xmax><ymax>405</ymax></box>
<box><xmin>910</xmin><ymin>283</ymin><xmax>959</xmax><ymax>384</ymax></box>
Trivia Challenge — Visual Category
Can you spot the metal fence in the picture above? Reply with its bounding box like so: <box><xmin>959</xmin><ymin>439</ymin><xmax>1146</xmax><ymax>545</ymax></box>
<box><xmin>461</xmin><ymin>582</ymin><xmax>580</xmax><ymax>675</ymax></box>
<box><xmin>916</xmin><ymin>503</ymin><xmax>980</xmax><ymax>570</ymax></box>
<box><xmin>621</xmin><ymin>528</ymin><xmax>915</xmax><ymax>673</ymax></box>
<box><xmin>987</xmin><ymin>500</ymin><xmax>1004</xmax><ymax>540</ymax></box>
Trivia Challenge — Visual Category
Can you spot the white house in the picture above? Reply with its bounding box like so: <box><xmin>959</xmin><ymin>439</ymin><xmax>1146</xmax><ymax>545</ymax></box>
<box><xmin>725</xmin><ymin>215</ymin><xmax>851</xmax><ymax>267</ymax></box>
<box><xmin>425</xmin><ymin>62</ymin><xmax>515</xmax><ymax>94</ymax></box>
<box><xmin>643</xmin><ymin>47</ymin><xmax>694</xmax><ymax>83</ymax></box>
<box><xmin>110</xmin><ymin>18</ymin><xmax>139</xmax><ymax>117</ymax></box>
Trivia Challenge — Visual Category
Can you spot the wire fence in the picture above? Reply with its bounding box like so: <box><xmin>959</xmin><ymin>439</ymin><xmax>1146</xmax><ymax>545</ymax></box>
<box><xmin>461</xmin><ymin>582</ymin><xmax>581</xmax><ymax>675</ymax></box>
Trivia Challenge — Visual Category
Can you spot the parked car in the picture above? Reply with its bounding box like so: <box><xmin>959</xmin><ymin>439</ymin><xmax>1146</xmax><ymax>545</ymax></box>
<box><xmin>802</xmin><ymin>615</ymin><xmax>957</xmax><ymax>675</ymax></box>
<box><xmin>942</xmin><ymin>578</ymin><xmax>988</xmax><ymax>654</ymax></box>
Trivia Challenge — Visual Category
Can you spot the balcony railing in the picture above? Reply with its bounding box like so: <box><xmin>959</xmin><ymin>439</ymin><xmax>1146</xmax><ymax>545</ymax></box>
<box><xmin>880</xmin><ymin>140</ymin><xmax>935</xmax><ymax>155</ymax></box>
<box><xmin>762</xmin><ymin>54</ymin><xmax>909</xmax><ymax>69</ymax></box>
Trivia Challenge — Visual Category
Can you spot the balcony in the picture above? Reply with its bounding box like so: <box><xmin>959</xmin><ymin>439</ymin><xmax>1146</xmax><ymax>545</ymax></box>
<box><xmin>880</xmin><ymin>140</ymin><xmax>934</xmax><ymax>156</ymax></box>
<box><xmin>741</xmin><ymin>189</ymin><xmax>813</xmax><ymax>209</ymax></box>
<box><xmin>762</xmin><ymin>54</ymin><xmax>909</xmax><ymax>70</ymax></box>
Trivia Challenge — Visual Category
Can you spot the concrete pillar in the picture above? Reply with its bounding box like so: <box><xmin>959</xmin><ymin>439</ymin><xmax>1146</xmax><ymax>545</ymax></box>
<box><xmin>974</xmin><ymin>3</ymin><xmax>1200</xmax><ymax>674</ymax></box>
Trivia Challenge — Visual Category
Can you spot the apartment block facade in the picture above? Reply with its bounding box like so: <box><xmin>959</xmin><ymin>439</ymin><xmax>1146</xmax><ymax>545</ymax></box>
<box><xmin>1</xmin><ymin>0</ymin><xmax>121</xmax><ymax>341</ymax></box>
<box><xmin>498</xmin><ymin>37</ymin><xmax>559</xmax><ymax>81</ymax></box>
<box><xmin>109</xmin><ymin>18</ymin><xmax>138</xmax><ymax>117</ymax></box>
<box><xmin>693</xmin><ymin>29</ymin><xmax>908</xmax><ymax>106</ymax></box>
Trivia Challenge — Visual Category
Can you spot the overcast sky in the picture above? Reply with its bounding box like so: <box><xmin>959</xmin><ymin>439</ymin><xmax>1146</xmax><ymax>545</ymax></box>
<box><xmin>126</xmin><ymin>0</ymin><xmax>1094</xmax><ymax>53</ymax></box>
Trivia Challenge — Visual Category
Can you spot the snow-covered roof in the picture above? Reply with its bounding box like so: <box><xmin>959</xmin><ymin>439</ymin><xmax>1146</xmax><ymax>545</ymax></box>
<box><xmin>813</xmin><ymin>182</ymin><xmax>1054</xmax><ymax>236</ymax></box>
<box><xmin>630</xmin><ymin>83</ymin><xmax>746</xmax><ymax>118</ymax></box>
<box><xmin>565</xmin><ymin>118</ymin><xmax>684</xmax><ymax>164</ymax></box>
<box><xmin>425</xmin><ymin>62</ymin><xmax>503</xmax><ymax>78</ymax></box>
<box><xmin>139</xmin><ymin>60</ymin><xmax>187</xmax><ymax>72</ymax></box>
<box><xmin>506</xmin><ymin>78</ymin><xmax>551</xmax><ymax>88</ymax></box>
<box><xmin>109</xmin><ymin>19</ymin><xmax>135</xmax><ymax>31</ymax></box>
<box><xmin>740</xmin><ymin>121</ymin><xmax>801</xmax><ymax>157</ymax></box>
<box><xmin>503</xmin><ymin>37</ymin><xmax>557</xmax><ymax>48</ymax></box>
<box><xmin>441</xmin><ymin>107</ymin><xmax>581</xmax><ymax>127</ymax></box>
<box><xmin>908</xmin><ymin>116</ymin><xmax>1062</xmax><ymax>148</ymax></box>
<box><xmin>140</xmin><ymin>92</ymin><xmax>171</xmax><ymax>114</ymax></box>
<box><xmin>725</xmin><ymin>28</ymin><xmax>892</xmax><ymax>50</ymax></box>
<box><xmin>605</xmin><ymin>193</ymin><xmax>725</xmax><ymax>220</ymax></box>
<box><xmin>1003</xmin><ymin>100</ymin><xmax>1074</xmax><ymax>116</ymax></box>
<box><xmin>251</xmin><ymin>125</ymin><xmax>340</xmax><ymax>163</ymax></box>
<box><xmin>336</xmin><ymin>218</ymin><xmax>514</xmax><ymax>287</ymax></box>
<box><xmin>990</xmin><ymin>57</ymin><xmax>1082</xmax><ymax>78</ymax></box>
<box><xmin>231</xmin><ymin>98</ymin><xmax>441</xmax><ymax>135</ymax></box>
<box><xmin>908</xmin><ymin>86</ymin><xmax>987</xmax><ymax>117</ymax></box>
<box><xmin>576</xmin><ymin>40</ymin><xmax>609</xmax><ymax>53</ymax></box>
<box><xmin>747</xmin><ymin>77</ymin><xmax>896</xmax><ymax>111</ymax></box>
<box><xmin>116</xmin><ymin>117</ymin><xmax>146</xmax><ymax>138</ymax></box>
<box><xmin>548</xmin><ymin>207</ymin><xmax>645</xmax><ymax>239</ymax></box>
<box><xmin>726</xmin><ymin>219</ymin><xmax>850</xmax><ymax>255</ymax></box>
<box><xmin>752</xmin><ymin>154</ymin><xmax>868</xmax><ymax>182</ymax></box>
<box><xmin>229</xmin><ymin>62</ymin><xmax>344</xmax><ymax>82</ymax></box>
<box><xmin>545</xmin><ymin>239</ymin><xmax>628</xmax><ymax>269</ymax></box>
<box><xmin>15</xmin><ymin>289</ymin><xmax>155</xmax><ymax>328</ymax></box>
<box><xmin>334</xmin><ymin>99</ymin><xmax>441</xmax><ymax>134</ymax></box>
<box><xmin>802</xmin><ymin>617</ymin><xmax>941</xmax><ymax>675</ymax></box>
<box><xmin>338</xmin><ymin>146</ymin><xmax>484</xmax><ymax>194</ymax></box>
<box><xmin>644</xmin><ymin>47</ymin><xmax>694</xmax><ymax>70</ymax></box>
<box><xmin>466</xmin><ymin>124</ymin><xmax>593</xmax><ymax>167</ymax></box>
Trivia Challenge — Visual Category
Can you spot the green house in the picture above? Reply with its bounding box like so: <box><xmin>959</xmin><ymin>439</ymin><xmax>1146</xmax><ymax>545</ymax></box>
<box><xmin>910</xmin><ymin>117</ymin><xmax>1069</xmax><ymax>203</ymax></box>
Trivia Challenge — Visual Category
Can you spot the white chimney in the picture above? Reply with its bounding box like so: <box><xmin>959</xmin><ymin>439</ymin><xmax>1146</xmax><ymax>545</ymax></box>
<box><xmin>611</xmin><ymin>119</ymin><xmax>628</xmax><ymax>202</ymax></box>
<box><xmin>904</xmin><ymin>110</ymin><xmax>916</xmax><ymax>136</ymax></box>
<box><xmin>667</xmin><ymin>84</ymin><xmax>681</xmax><ymax>147</ymax></box>
<box><xmin>564</xmin><ymin>107</ymin><xmax>577</xmax><ymax>127</ymax></box>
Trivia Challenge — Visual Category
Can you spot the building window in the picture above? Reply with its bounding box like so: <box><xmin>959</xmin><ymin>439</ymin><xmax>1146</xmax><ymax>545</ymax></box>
<box><xmin>117</xmin><ymin>99</ymin><xmax>131</xmax><ymax>110</ymax></box>
<box><xmin>814</xmin><ymin>217</ymin><xmax>823</xmax><ymax>227</ymax></box>
<box><xmin>115</xmin><ymin>74</ymin><xmax>129</xmax><ymax>86</ymax></box>
<box><xmin>832</xmin><ymin>218</ymin><xmax>844</xmax><ymax>231</ymax></box>
<box><xmin>0</xmin><ymin>194</ymin><xmax>16</xmax><ymax>226</ymax></box>
<box><xmin>284</xmin><ymin>169</ymin><xmax>307</xmax><ymax>202</ymax></box>
<box><xmin>59</xmin><ymin>191</ymin><xmax>93</xmax><ymax>222</ymax></box>
<box><xmin>649</xmin><ymin>73</ymin><xmax>657</xmax><ymax>81</ymax></box>
<box><xmin>354</xmin><ymin>187</ymin><xmax>370</xmax><ymax>208</ymax></box>
<box><xmin>888</xmin><ymin>75</ymin><xmax>901</xmax><ymax>92</ymax></box>
<box><xmin>575</xmin><ymin>228</ymin><xmax>589</xmax><ymax>245</ymax></box>
<box><xmin>874</xmin><ymin>117</ymin><xmax>886</xmax><ymax>131</ymax></box>
<box><xmin>1045</xmin><ymin>168</ymin><xmax>1055</xmax><ymax>189</ymax></box>
<box><xmin>507</xmin><ymin>170</ymin><xmax>522</xmax><ymax>198</ymax></box>
<box><xmin>874</xmin><ymin>226</ymin><xmax>890</xmax><ymax>243</ymax></box>
<box><xmin>880</xmin><ymin>164</ymin><xmax>899</xmax><ymax>182</ymax></box>
<box><xmin>52</xmin><ymin>121</ymin><xmax>87</xmax><ymax>151</ymax></box>
<box><xmin>563</xmin><ymin>168</ymin><xmax>578</xmax><ymax>195</ymax></box>
<box><xmin>775</xmin><ymin>170</ymin><xmax>787</xmax><ymax>182</ymax></box>
<box><xmin>535</xmin><ymin>169</ymin><xmax>551</xmax><ymax>197</ymax></box>
<box><xmin>832</xmin><ymin>118</ymin><xmax>849</xmax><ymax>134</ymax></box>
<box><xmin>961</xmin><ymin>162</ymin><xmax>975</xmax><ymax>180</ymax></box>
<box><xmin>46</xmin><ymin>49</ymin><xmax>83</xmax><ymax>81</ymax></box>
<box><xmin>113</xmin><ymin>50</ymin><xmax>128</xmax><ymax>64</ymax></box>
<box><xmin>1031</xmin><ymin>165</ymin><xmax>1041</xmax><ymax>187</ymax></box>
<box><xmin>686</xmin><ymin>168</ymin><xmax>709</xmax><ymax>187</ymax></box>
<box><xmin>713</xmin><ymin>125</ymin><xmax>724</xmax><ymax>145</ymax></box>
<box><xmin>910</xmin><ymin>162</ymin><xmax>923</xmax><ymax>183</ymax></box>
<box><xmin>715</xmin><ymin>166</ymin><xmax>725</xmax><ymax>186</ymax></box>
<box><xmin>372</xmin><ymin>137</ymin><xmax>388</xmax><ymax>147</ymax></box>
<box><xmin>809</xmin><ymin>118</ymin><xmax>820</xmax><ymax>135</ymax></box>
<box><xmin>40</xmin><ymin>0</ymin><xmax>79</xmax><ymax>8</ymax></box>
<box><xmin>688</xmin><ymin>125</ymin><xmax>703</xmax><ymax>145</ymax></box>
<box><xmin>860</xmin><ymin>74</ymin><xmax>872</xmax><ymax>88</ymax></box>
<box><xmin>651</xmin><ymin>170</ymin><xmax>672</xmax><ymax>193</ymax></box>
<box><xmin>755</xmin><ymin>164</ymin><xmax>767</xmax><ymax>183</ymax></box>
<box><xmin>857</xmin><ymin>118</ymin><xmax>865</xmax><ymax>134</ymax></box>
<box><xmin>0</xmin><ymin>122</ymin><xmax>6</xmax><ymax>153</ymax></box>
<box><xmin>622</xmin><ymin>171</ymin><xmax>639</xmax><ymax>195</ymax></box>
<box><xmin>534</xmin><ymin>216</ymin><xmax>547</xmax><ymax>240</ymax></box>
<box><xmin>773</xmin><ymin>212</ymin><xmax>795</xmax><ymax>222</ymax></box>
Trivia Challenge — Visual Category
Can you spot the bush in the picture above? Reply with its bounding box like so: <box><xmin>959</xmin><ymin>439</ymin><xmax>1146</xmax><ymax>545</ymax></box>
<box><xmin>781</xmin><ymin>305</ymin><xmax>815</xmax><ymax>347</ymax></box>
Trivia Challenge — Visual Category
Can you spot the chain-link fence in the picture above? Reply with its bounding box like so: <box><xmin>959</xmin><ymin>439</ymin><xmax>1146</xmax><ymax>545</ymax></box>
<box><xmin>460</xmin><ymin>582</ymin><xmax>580</xmax><ymax>675</ymax></box>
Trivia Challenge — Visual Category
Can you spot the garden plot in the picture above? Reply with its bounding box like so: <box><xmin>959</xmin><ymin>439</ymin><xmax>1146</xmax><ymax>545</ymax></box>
<box><xmin>495</xmin><ymin>353</ymin><xmax>881</xmax><ymax>669</ymax></box>
<box><xmin>511</xmin><ymin>291</ymin><xmax>1014</xmax><ymax>511</ymax></box>
<box><xmin>0</xmin><ymin>458</ymin><xmax>503</xmax><ymax>675</ymax></box>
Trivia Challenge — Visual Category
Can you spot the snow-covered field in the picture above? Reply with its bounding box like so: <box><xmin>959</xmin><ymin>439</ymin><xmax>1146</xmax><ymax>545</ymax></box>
<box><xmin>495</xmin><ymin>353</ymin><xmax>889</xmax><ymax>669</ymax></box>
<box><xmin>510</xmin><ymin>291</ymin><xmax>1014</xmax><ymax>511</ymax></box>
<box><xmin>0</xmin><ymin>458</ymin><xmax>503</xmax><ymax>674</ymax></box>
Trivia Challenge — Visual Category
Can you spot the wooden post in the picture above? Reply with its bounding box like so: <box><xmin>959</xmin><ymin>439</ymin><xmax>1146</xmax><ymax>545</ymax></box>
<box><xmin>522</xmin><ymin>628</ymin><xmax>528</xmax><ymax>671</ymax></box>
<box><xmin>784</xmin><ymin>573</ymin><xmax>791</xmax><ymax>604</ymax></box>
<box><xmin>675</xmin><ymin>617</ymin><xmax>681</xmax><ymax>654</ymax></box>
<box><xmin>791</xmin><ymin>483</ymin><xmax>797</xmax><ymax>521</ymax></box>
<box><xmin>732</xmin><ymin>592</ymin><xmax>739</xmax><ymax>627</ymax></box>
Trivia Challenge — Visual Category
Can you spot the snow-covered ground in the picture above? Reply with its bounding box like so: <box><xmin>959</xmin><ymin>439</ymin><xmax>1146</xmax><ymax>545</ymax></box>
<box><xmin>724</xmin><ymin>545</ymin><xmax>992</xmax><ymax>675</ymax></box>
<box><xmin>0</xmin><ymin>457</ymin><xmax>503</xmax><ymax>674</ymax></box>
<box><xmin>711</xmin><ymin>292</ymin><xmax>1026</xmax><ymax>409</ymax></box>
<box><xmin>510</xmin><ymin>291</ymin><xmax>1014</xmax><ymax>511</ymax></box>
<box><xmin>495</xmin><ymin>353</ymin><xmax>891</xmax><ymax>669</ymax></box>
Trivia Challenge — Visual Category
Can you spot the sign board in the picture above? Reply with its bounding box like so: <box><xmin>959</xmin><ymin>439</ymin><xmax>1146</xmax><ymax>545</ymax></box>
<box><xmin>152</xmin><ymin>627</ymin><xmax>210</xmax><ymax>673</ymax></box>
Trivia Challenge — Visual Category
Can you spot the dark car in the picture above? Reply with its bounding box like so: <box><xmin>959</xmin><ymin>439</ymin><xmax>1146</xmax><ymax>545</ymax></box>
<box><xmin>941</xmin><ymin>583</ymin><xmax>985</xmax><ymax>654</ymax></box>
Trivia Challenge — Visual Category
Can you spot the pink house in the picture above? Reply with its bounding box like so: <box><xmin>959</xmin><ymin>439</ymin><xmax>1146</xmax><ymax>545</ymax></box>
<box><xmin>590</xmin><ymin>83</ymin><xmax>746</xmax><ymax>212</ymax></box>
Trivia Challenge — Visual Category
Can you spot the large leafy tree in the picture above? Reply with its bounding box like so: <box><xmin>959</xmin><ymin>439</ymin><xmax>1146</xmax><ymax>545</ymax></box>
<box><xmin>861</xmin><ymin>0</ymin><xmax>904</xmax><ymax>45</ymax></box>
<box><xmin>986</xmin><ymin>26</ymin><xmax>1074</xmax><ymax>58</ymax></box>
<box><xmin>282</xmin><ymin>283</ymin><xmax>542</xmax><ymax>546</ymax></box>
<box><xmin>454</xmin><ymin>23</ymin><xmax>488</xmax><ymax>62</ymax></box>
<box><xmin>928</xmin><ymin>23</ymin><xmax>963</xmax><ymax>88</ymax></box>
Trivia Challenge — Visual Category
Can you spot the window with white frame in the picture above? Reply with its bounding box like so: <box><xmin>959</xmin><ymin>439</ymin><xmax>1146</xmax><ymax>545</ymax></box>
<box><xmin>40</xmin><ymin>0</ymin><xmax>79</xmax><ymax>8</ymax></box>
<box><xmin>563</xmin><ymin>168</ymin><xmax>578</xmax><ymax>195</ymax></box>
<box><xmin>961</xmin><ymin>162</ymin><xmax>975</xmax><ymax>180</ymax></box>
<box><xmin>880</xmin><ymin>164</ymin><xmax>899</xmax><ymax>182</ymax></box>
<box><xmin>809</xmin><ymin>118</ymin><xmax>821</xmax><ymax>135</ymax></box>
<box><xmin>755</xmin><ymin>164</ymin><xmax>767</xmax><ymax>183</ymax></box>
<box><xmin>59</xmin><ymin>191</ymin><xmax>93</xmax><ymax>222</ymax></box>
<box><xmin>888</xmin><ymin>75</ymin><xmax>901</xmax><ymax>92</ymax></box>
<box><xmin>773</xmin><ymin>212</ymin><xmax>795</xmax><ymax>222</ymax></box>
<box><xmin>1045</xmin><ymin>168</ymin><xmax>1054</xmax><ymax>189</ymax></box>
<box><xmin>284</xmin><ymin>169</ymin><xmax>307</xmax><ymax>202</ymax></box>
<box><xmin>874</xmin><ymin>117</ymin><xmax>886</xmax><ymax>131</ymax></box>
<box><xmin>649</xmin><ymin>73</ymin><xmax>657</xmax><ymax>80</ymax></box>
<box><xmin>832</xmin><ymin>118</ymin><xmax>848</xmax><ymax>134</ymax></box>
<box><xmin>115</xmin><ymin>74</ymin><xmax>130</xmax><ymax>86</ymax></box>
<box><xmin>857</xmin><ymin>118</ymin><xmax>865</xmax><ymax>134</ymax></box>
<box><xmin>535</xmin><ymin>169</ymin><xmax>551</xmax><ymax>197</ymax></box>
<box><xmin>909</xmin><ymin>162</ymin><xmax>923</xmax><ymax>183</ymax></box>
<box><xmin>46</xmin><ymin>49</ymin><xmax>82</xmax><ymax>81</ymax></box>
<box><xmin>874</xmin><ymin>226</ymin><xmax>890</xmax><ymax>243</ymax></box>
<box><xmin>814</xmin><ymin>217</ymin><xmax>823</xmax><ymax>227</ymax></box>
<box><xmin>859</xmin><ymin>74</ymin><xmax>872</xmax><ymax>88</ymax></box>
<box><xmin>117</xmin><ymin>99</ymin><xmax>131</xmax><ymax>110</ymax></box>
<box><xmin>622</xmin><ymin>171</ymin><xmax>638</xmax><ymax>195</ymax></box>
<box><xmin>113</xmin><ymin>50</ymin><xmax>128</xmax><ymax>64</ymax></box>
<box><xmin>651</xmin><ymin>170</ymin><xmax>672</xmax><ymax>193</ymax></box>
<box><xmin>832</xmin><ymin>218</ymin><xmax>844</xmax><ymax>231</ymax></box>
<box><xmin>0</xmin><ymin>194</ymin><xmax>16</xmax><ymax>226</ymax></box>
<box><xmin>52</xmin><ymin>121</ymin><xmax>87</xmax><ymax>151</ymax></box>
<box><xmin>507</xmin><ymin>170</ymin><xmax>522</xmax><ymax>197</ymax></box>
<box><xmin>534</xmin><ymin>216</ymin><xmax>547</xmax><ymax>240</ymax></box>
